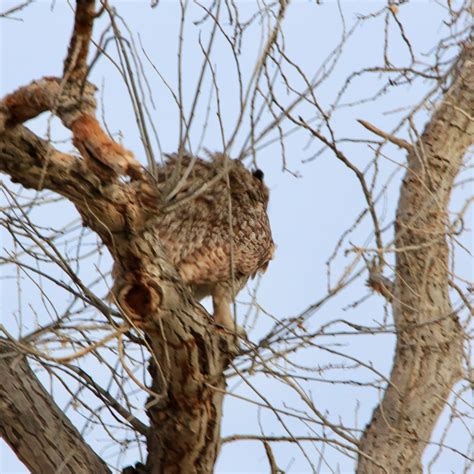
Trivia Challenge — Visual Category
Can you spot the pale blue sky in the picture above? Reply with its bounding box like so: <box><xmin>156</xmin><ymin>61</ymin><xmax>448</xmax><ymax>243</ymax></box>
<box><xmin>1</xmin><ymin>1</ymin><xmax>472</xmax><ymax>473</ymax></box>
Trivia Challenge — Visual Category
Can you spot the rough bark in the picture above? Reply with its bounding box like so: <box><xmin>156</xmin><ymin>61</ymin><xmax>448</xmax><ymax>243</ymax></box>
<box><xmin>144</xmin><ymin>328</ymin><xmax>231</xmax><ymax>474</ymax></box>
<box><xmin>357</xmin><ymin>45</ymin><xmax>473</xmax><ymax>472</ymax></box>
<box><xmin>0</xmin><ymin>341</ymin><xmax>111</xmax><ymax>474</ymax></box>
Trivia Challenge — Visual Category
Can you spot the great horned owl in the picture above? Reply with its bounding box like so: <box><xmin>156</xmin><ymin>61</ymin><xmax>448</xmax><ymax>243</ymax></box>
<box><xmin>152</xmin><ymin>152</ymin><xmax>274</xmax><ymax>334</ymax></box>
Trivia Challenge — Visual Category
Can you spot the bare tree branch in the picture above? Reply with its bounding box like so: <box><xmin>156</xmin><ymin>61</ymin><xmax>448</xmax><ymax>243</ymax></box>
<box><xmin>357</xmin><ymin>119</ymin><xmax>413</xmax><ymax>152</ymax></box>
<box><xmin>0</xmin><ymin>341</ymin><xmax>111</xmax><ymax>474</ymax></box>
<box><xmin>357</xmin><ymin>42</ymin><xmax>473</xmax><ymax>473</ymax></box>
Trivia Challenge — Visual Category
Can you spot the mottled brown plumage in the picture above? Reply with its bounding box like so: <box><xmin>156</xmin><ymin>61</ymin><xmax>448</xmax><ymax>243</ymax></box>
<box><xmin>154</xmin><ymin>152</ymin><xmax>274</xmax><ymax>333</ymax></box>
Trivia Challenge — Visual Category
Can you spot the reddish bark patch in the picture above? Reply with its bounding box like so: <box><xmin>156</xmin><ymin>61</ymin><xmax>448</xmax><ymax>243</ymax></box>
<box><xmin>71</xmin><ymin>114</ymin><xmax>141</xmax><ymax>180</ymax></box>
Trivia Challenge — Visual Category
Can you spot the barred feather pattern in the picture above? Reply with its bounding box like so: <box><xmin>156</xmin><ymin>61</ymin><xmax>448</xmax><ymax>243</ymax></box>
<box><xmin>152</xmin><ymin>153</ymin><xmax>274</xmax><ymax>332</ymax></box>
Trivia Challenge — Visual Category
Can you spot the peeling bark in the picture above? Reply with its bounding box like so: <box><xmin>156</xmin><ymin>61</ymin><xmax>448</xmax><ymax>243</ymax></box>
<box><xmin>357</xmin><ymin>45</ymin><xmax>473</xmax><ymax>473</ymax></box>
<box><xmin>0</xmin><ymin>341</ymin><xmax>111</xmax><ymax>474</ymax></box>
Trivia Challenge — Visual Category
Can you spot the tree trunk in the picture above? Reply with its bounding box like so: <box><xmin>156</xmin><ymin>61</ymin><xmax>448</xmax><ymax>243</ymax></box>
<box><xmin>144</xmin><ymin>353</ymin><xmax>227</xmax><ymax>473</ymax></box>
<box><xmin>0</xmin><ymin>341</ymin><xmax>111</xmax><ymax>474</ymax></box>
<box><xmin>357</xmin><ymin>44</ymin><xmax>473</xmax><ymax>472</ymax></box>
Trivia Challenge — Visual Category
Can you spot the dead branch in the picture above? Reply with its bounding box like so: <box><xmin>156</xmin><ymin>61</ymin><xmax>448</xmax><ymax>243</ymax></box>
<box><xmin>357</xmin><ymin>119</ymin><xmax>413</xmax><ymax>152</ymax></box>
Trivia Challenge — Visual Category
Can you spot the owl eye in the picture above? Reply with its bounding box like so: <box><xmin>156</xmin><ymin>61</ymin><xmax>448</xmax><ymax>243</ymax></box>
<box><xmin>253</xmin><ymin>169</ymin><xmax>264</xmax><ymax>181</ymax></box>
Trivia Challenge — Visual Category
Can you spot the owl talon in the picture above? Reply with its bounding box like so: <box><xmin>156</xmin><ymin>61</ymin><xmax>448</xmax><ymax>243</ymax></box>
<box><xmin>235</xmin><ymin>324</ymin><xmax>248</xmax><ymax>340</ymax></box>
<box><xmin>214</xmin><ymin>321</ymin><xmax>247</xmax><ymax>339</ymax></box>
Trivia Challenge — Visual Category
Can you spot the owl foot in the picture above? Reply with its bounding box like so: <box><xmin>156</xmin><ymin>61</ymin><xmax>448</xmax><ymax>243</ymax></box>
<box><xmin>233</xmin><ymin>324</ymin><xmax>248</xmax><ymax>340</ymax></box>
<box><xmin>211</xmin><ymin>288</ymin><xmax>249</xmax><ymax>339</ymax></box>
<box><xmin>215</xmin><ymin>321</ymin><xmax>248</xmax><ymax>340</ymax></box>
